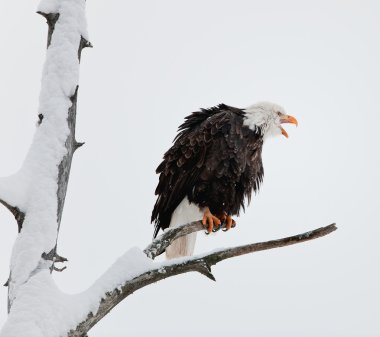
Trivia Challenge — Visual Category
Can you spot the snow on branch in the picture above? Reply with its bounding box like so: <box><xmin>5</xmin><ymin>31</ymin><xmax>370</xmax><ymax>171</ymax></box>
<box><xmin>0</xmin><ymin>177</ymin><xmax>27</xmax><ymax>231</ymax></box>
<box><xmin>144</xmin><ymin>220</ymin><xmax>205</xmax><ymax>259</ymax></box>
<box><xmin>0</xmin><ymin>221</ymin><xmax>336</xmax><ymax>337</ymax></box>
<box><xmin>68</xmin><ymin>222</ymin><xmax>337</xmax><ymax>337</ymax></box>
<box><xmin>6</xmin><ymin>0</ymin><xmax>90</xmax><ymax>309</ymax></box>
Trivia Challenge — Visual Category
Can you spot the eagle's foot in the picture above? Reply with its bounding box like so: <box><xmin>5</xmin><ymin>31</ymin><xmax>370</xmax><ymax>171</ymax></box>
<box><xmin>222</xmin><ymin>215</ymin><xmax>236</xmax><ymax>231</ymax></box>
<box><xmin>202</xmin><ymin>208</ymin><xmax>221</xmax><ymax>234</ymax></box>
<box><xmin>217</xmin><ymin>212</ymin><xmax>236</xmax><ymax>232</ymax></box>
<box><xmin>213</xmin><ymin>212</ymin><xmax>227</xmax><ymax>232</ymax></box>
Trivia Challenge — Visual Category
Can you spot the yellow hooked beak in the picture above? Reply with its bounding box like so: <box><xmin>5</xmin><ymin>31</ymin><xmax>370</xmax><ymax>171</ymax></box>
<box><xmin>279</xmin><ymin>114</ymin><xmax>298</xmax><ymax>138</ymax></box>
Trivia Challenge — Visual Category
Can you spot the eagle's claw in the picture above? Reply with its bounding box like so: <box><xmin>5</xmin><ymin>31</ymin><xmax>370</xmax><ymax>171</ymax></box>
<box><xmin>202</xmin><ymin>208</ymin><xmax>221</xmax><ymax>234</ymax></box>
<box><xmin>222</xmin><ymin>215</ymin><xmax>236</xmax><ymax>232</ymax></box>
<box><xmin>215</xmin><ymin>212</ymin><xmax>236</xmax><ymax>232</ymax></box>
<box><xmin>212</xmin><ymin>224</ymin><xmax>222</xmax><ymax>232</ymax></box>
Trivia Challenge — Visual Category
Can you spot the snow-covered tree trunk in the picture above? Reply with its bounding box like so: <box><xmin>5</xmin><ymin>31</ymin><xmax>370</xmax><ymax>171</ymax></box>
<box><xmin>0</xmin><ymin>2</ymin><xmax>336</xmax><ymax>337</ymax></box>
<box><xmin>0</xmin><ymin>0</ymin><xmax>90</xmax><ymax>334</ymax></box>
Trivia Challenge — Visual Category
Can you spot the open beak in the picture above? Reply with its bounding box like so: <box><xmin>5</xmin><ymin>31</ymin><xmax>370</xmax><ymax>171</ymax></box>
<box><xmin>279</xmin><ymin>114</ymin><xmax>298</xmax><ymax>138</ymax></box>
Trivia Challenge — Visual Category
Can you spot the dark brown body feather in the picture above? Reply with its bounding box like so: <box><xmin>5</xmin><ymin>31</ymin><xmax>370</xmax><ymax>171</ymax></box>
<box><xmin>151</xmin><ymin>104</ymin><xmax>264</xmax><ymax>237</ymax></box>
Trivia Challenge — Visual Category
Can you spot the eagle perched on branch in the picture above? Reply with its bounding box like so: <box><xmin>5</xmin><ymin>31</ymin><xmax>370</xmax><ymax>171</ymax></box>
<box><xmin>151</xmin><ymin>102</ymin><xmax>298</xmax><ymax>258</ymax></box>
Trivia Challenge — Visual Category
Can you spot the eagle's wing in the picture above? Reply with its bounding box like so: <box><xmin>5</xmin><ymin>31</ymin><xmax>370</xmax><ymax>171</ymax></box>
<box><xmin>194</xmin><ymin>110</ymin><xmax>264</xmax><ymax>216</ymax></box>
<box><xmin>151</xmin><ymin>104</ymin><xmax>261</xmax><ymax>237</ymax></box>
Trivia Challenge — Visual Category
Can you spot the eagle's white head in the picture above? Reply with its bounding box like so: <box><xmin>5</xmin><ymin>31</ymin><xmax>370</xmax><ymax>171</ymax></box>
<box><xmin>243</xmin><ymin>101</ymin><xmax>298</xmax><ymax>140</ymax></box>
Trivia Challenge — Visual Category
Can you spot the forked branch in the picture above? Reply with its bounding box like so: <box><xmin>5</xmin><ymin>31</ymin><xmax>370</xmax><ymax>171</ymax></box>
<box><xmin>69</xmin><ymin>222</ymin><xmax>337</xmax><ymax>337</ymax></box>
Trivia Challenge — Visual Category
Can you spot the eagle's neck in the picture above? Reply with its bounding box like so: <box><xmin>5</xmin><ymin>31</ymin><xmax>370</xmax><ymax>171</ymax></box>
<box><xmin>242</xmin><ymin>111</ymin><xmax>266</xmax><ymax>136</ymax></box>
<box><xmin>243</xmin><ymin>109</ymin><xmax>280</xmax><ymax>140</ymax></box>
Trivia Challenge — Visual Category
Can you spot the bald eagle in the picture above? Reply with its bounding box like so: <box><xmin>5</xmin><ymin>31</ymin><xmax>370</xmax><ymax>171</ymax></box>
<box><xmin>151</xmin><ymin>102</ymin><xmax>297</xmax><ymax>258</ymax></box>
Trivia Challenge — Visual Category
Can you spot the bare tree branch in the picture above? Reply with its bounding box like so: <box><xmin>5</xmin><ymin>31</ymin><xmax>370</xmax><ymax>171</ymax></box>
<box><xmin>78</xmin><ymin>36</ymin><xmax>93</xmax><ymax>61</ymax></box>
<box><xmin>69</xmin><ymin>222</ymin><xmax>337</xmax><ymax>337</ymax></box>
<box><xmin>0</xmin><ymin>199</ymin><xmax>24</xmax><ymax>232</ymax></box>
<box><xmin>36</xmin><ymin>12</ymin><xmax>59</xmax><ymax>48</ymax></box>
<box><xmin>53</xmin><ymin>266</ymin><xmax>67</xmax><ymax>272</ymax></box>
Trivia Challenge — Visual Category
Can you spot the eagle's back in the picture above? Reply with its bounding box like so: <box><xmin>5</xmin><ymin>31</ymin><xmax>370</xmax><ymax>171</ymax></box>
<box><xmin>151</xmin><ymin>104</ymin><xmax>263</xmax><ymax>237</ymax></box>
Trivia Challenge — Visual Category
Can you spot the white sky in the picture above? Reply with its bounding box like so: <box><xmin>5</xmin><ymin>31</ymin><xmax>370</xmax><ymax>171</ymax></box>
<box><xmin>0</xmin><ymin>1</ymin><xmax>379</xmax><ymax>336</ymax></box>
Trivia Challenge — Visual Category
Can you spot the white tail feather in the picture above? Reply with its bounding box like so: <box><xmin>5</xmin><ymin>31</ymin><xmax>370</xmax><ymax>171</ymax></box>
<box><xmin>165</xmin><ymin>197</ymin><xmax>203</xmax><ymax>259</ymax></box>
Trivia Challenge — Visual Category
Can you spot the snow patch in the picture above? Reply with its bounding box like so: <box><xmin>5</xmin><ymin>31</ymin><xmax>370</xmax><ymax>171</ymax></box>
<box><xmin>0</xmin><ymin>248</ymin><xmax>154</xmax><ymax>337</ymax></box>
<box><xmin>0</xmin><ymin>175</ymin><xmax>28</xmax><ymax>211</ymax></box>
<box><xmin>37</xmin><ymin>0</ymin><xmax>89</xmax><ymax>40</ymax></box>
<box><xmin>37</xmin><ymin>0</ymin><xmax>60</xmax><ymax>14</ymax></box>
<box><xmin>85</xmin><ymin>247</ymin><xmax>155</xmax><ymax>309</ymax></box>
